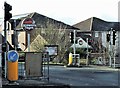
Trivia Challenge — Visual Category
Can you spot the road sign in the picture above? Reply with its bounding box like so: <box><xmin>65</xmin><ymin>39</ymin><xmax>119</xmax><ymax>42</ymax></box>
<box><xmin>7</xmin><ymin>50</ymin><xmax>19</xmax><ymax>62</ymax></box>
<box><xmin>22</xmin><ymin>18</ymin><xmax>36</xmax><ymax>31</ymax></box>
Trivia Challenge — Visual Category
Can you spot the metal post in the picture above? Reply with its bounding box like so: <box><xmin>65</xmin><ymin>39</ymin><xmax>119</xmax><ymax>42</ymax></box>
<box><xmin>78</xmin><ymin>54</ymin><xmax>80</xmax><ymax>66</ymax></box>
<box><xmin>73</xmin><ymin>30</ymin><xmax>76</xmax><ymax>65</ymax></box>
<box><xmin>4</xmin><ymin>17</ymin><xmax>7</xmax><ymax>78</ymax></box>
<box><xmin>113</xmin><ymin>45</ymin><xmax>116</xmax><ymax>68</ymax></box>
<box><xmin>27</xmin><ymin>33</ymin><xmax>30</xmax><ymax>52</ymax></box>
<box><xmin>73</xmin><ymin>30</ymin><xmax>76</xmax><ymax>55</ymax></box>
<box><xmin>13</xmin><ymin>19</ymin><xmax>17</xmax><ymax>50</ymax></box>
<box><xmin>109</xmin><ymin>44</ymin><xmax>112</xmax><ymax>67</ymax></box>
<box><xmin>86</xmin><ymin>38</ymin><xmax>89</xmax><ymax>66</ymax></box>
<box><xmin>106</xmin><ymin>32</ymin><xmax>110</xmax><ymax>66</ymax></box>
<box><xmin>109</xmin><ymin>29</ymin><xmax>112</xmax><ymax>67</ymax></box>
<box><xmin>47</xmin><ymin>53</ymin><xmax>49</xmax><ymax>82</ymax></box>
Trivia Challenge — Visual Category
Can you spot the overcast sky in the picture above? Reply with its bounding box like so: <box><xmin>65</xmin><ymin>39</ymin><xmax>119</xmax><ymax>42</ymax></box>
<box><xmin>0</xmin><ymin>0</ymin><xmax>119</xmax><ymax>25</ymax></box>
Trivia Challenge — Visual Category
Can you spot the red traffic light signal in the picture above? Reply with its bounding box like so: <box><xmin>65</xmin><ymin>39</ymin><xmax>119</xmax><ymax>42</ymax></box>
<box><xmin>4</xmin><ymin>2</ymin><xmax>12</xmax><ymax>21</ymax></box>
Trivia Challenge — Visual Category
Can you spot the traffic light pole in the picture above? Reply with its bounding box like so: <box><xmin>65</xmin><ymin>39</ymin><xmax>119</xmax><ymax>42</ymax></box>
<box><xmin>113</xmin><ymin>45</ymin><xmax>116</xmax><ymax>68</ymax></box>
<box><xmin>109</xmin><ymin>29</ymin><xmax>112</xmax><ymax>67</ymax></box>
<box><xmin>13</xmin><ymin>19</ymin><xmax>17</xmax><ymax>50</ymax></box>
<box><xmin>73</xmin><ymin>30</ymin><xmax>76</xmax><ymax>57</ymax></box>
<box><xmin>112</xmin><ymin>30</ymin><xmax>116</xmax><ymax>68</ymax></box>
<box><xmin>4</xmin><ymin>13</ymin><xmax>7</xmax><ymax>78</ymax></box>
<box><xmin>86</xmin><ymin>38</ymin><xmax>89</xmax><ymax>66</ymax></box>
<box><xmin>3</xmin><ymin>1</ymin><xmax>12</xmax><ymax>78</ymax></box>
<box><xmin>72</xmin><ymin>30</ymin><xmax>76</xmax><ymax>65</ymax></box>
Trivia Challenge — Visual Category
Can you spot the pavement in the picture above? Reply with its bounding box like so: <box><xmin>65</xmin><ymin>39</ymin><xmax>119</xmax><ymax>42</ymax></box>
<box><xmin>2</xmin><ymin>78</ymin><xmax>70</xmax><ymax>88</ymax></box>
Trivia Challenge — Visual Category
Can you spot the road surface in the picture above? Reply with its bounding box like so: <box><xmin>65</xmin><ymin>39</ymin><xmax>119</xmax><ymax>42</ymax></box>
<box><xmin>18</xmin><ymin>63</ymin><xmax>120</xmax><ymax>87</ymax></box>
<box><xmin>48</xmin><ymin>65</ymin><xmax>119</xmax><ymax>87</ymax></box>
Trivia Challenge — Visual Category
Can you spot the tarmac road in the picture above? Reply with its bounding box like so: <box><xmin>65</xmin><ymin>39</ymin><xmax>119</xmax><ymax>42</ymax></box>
<box><xmin>48</xmin><ymin>65</ymin><xmax>120</xmax><ymax>87</ymax></box>
<box><xmin>3</xmin><ymin>63</ymin><xmax>120</xmax><ymax>88</ymax></box>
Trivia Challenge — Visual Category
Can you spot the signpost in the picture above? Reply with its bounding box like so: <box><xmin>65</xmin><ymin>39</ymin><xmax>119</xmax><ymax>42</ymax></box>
<box><xmin>22</xmin><ymin>18</ymin><xmax>36</xmax><ymax>51</ymax></box>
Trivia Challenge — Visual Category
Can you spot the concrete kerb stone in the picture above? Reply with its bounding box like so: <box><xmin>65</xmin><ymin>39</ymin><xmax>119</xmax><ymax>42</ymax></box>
<box><xmin>2</xmin><ymin>78</ymin><xmax>70</xmax><ymax>88</ymax></box>
<box><xmin>89</xmin><ymin>65</ymin><xmax>119</xmax><ymax>71</ymax></box>
<box><xmin>64</xmin><ymin>65</ymin><xmax>119</xmax><ymax>71</ymax></box>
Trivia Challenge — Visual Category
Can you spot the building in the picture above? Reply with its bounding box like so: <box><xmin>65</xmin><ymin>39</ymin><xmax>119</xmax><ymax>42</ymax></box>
<box><xmin>0</xmin><ymin>12</ymin><xmax>79</xmax><ymax>51</ymax></box>
<box><xmin>73</xmin><ymin>17</ymin><xmax>120</xmax><ymax>65</ymax></box>
<box><xmin>0</xmin><ymin>12</ymin><xmax>119</xmax><ymax>65</ymax></box>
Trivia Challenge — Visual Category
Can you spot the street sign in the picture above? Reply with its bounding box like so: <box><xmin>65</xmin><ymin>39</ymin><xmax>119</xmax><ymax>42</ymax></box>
<box><xmin>7</xmin><ymin>50</ymin><xmax>19</xmax><ymax>62</ymax></box>
<box><xmin>22</xmin><ymin>18</ymin><xmax>36</xmax><ymax>31</ymax></box>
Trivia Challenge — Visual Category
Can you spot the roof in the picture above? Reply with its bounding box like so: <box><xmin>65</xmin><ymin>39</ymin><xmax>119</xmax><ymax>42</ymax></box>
<box><xmin>73</xmin><ymin>17</ymin><xmax>93</xmax><ymax>31</ymax></box>
<box><xmin>73</xmin><ymin>17</ymin><xmax>119</xmax><ymax>31</ymax></box>
<box><xmin>92</xmin><ymin>17</ymin><xmax>119</xmax><ymax>31</ymax></box>
<box><xmin>32</xmin><ymin>12</ymin><xmax>79</xmax><ymax>29</ymax></box>
<box><xmin>12</xmin><ymin>12</ymin><xmax>79</xmax><ymax>30</ymax></box>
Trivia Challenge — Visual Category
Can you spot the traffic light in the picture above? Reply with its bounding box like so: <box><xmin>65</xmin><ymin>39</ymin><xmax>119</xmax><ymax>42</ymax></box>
<box><xmin>2</xmin><ymin>43</ymin><xmax>7</xmax><ymax>52</ymax></box>
<box><xmin>70</xmin><ymin>32</ymin><xmax>74</xmax><ymax>43</ymax></box>
<box><xmin>11</xmin><ymin>34</ymin><xmax>18</xmax><ymax>46</ymax></box>
<box><xmin>113</xmin><ymin>30</ymin><xmax>116</xmax><ymax>45</ymax></box>
<box><xmin>9</xmin><ymin>19</ymin><xmax>15</xmax><ymax>30</ymax></box>
<box><xmin>4</xmin><ymin>2</ymin><xmax>12</xmax><ymax>21</ymax></box>
<box><xmin>106</xmin><ymin>34</ymin><xmax>110</xmax><ymax>42</ymax></box>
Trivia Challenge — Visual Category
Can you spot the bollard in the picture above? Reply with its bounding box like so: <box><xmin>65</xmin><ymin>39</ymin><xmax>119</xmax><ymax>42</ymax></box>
<box><xmin>7</xmin><ymin>50</ymin><xmax>19</xmax><ymax>83</ymax></box>
<box><xmin>68</xmin><ymin>53</ymin><xmax>72</xmax><ymax>66</ymax></box>
<box><xmin>7</xmin><ymin>61</ymin><xmax>18</xmax><ymax>81</ymax></box>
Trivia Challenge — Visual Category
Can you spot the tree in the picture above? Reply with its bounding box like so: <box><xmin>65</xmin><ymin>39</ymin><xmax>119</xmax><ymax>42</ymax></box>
<box><xmin>30</xmin><ymin>21</ymin><xmax>72</xmax><ymax>63</ymax></box>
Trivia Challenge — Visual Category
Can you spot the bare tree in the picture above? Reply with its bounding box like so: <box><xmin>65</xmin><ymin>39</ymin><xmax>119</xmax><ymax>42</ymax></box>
<box><xmin>30</xmin><ymin>22</ymin><xmax>72</xmax><ymax>63</ymax></box>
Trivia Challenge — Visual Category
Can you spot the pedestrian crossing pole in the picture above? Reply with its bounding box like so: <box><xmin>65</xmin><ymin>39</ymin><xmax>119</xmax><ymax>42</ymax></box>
<box><xmin>73</xmin><ymin>30</ymin><xmax>76</xmax><ymax>65</ymax></box>
<box><xmin>86</xmin><ymin>38</ymin><xmax>89</xmax><ymax>66</ymax></box>
<box><xmin>113</xmin><ymin>45</ymin><xmax>116</xmax><ymax>68</ymax></box>
<box><xmin>73</xmin><ymin>30</ymin><xmax>76</xmax><ymax>56</ymax></box>
<box><xmin>109</xmin><ymin>28</ymin><xmax>113</xmax><ymax>67</ymax></box>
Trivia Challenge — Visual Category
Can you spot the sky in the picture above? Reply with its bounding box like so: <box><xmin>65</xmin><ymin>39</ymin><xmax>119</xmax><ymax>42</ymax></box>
<box><xmin>0</xmin><ymin>0</ymin><xmax>120</xmax><ymax>25</ymax></box>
